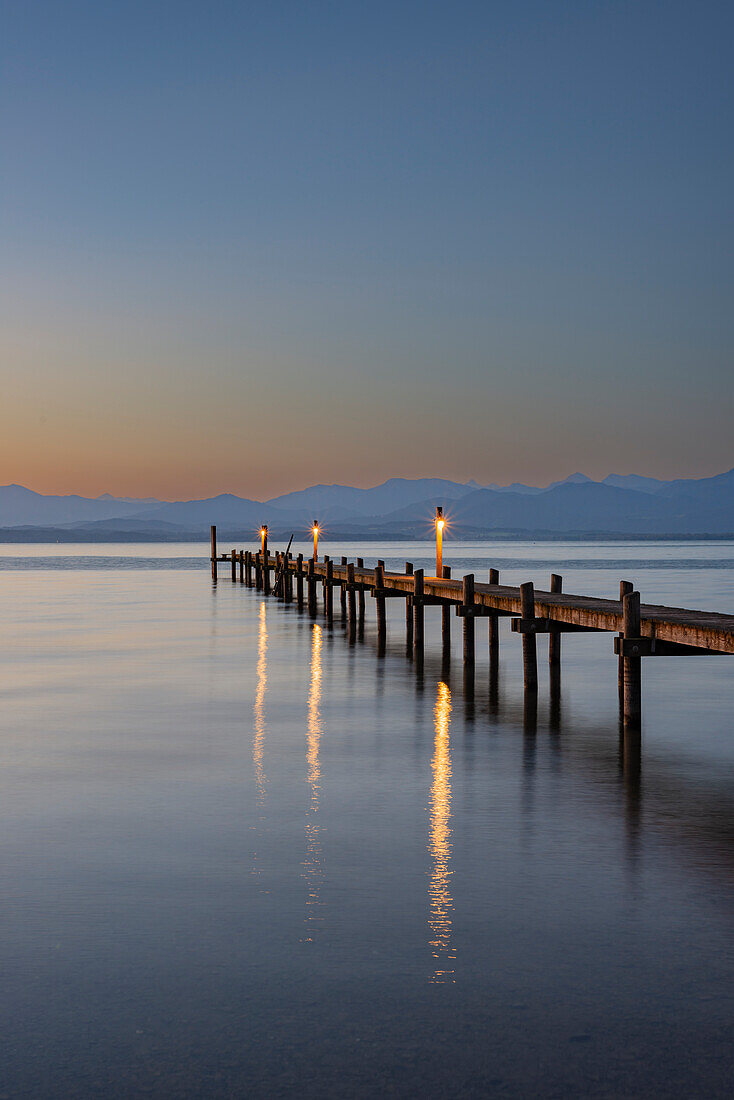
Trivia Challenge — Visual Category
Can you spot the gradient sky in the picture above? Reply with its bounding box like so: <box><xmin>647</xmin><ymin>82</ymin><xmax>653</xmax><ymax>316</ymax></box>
<box><xmin>2</xmin><ymin>0</ymin><xmax>732</xmax><ymax>500</ymax></box>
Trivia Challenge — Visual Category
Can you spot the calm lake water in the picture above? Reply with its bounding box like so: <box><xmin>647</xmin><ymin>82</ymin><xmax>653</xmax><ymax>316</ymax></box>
<box><xmin>1</xmin><ymin>540</ymin><xmax>733</xmax><ymax>1098</ymax></box>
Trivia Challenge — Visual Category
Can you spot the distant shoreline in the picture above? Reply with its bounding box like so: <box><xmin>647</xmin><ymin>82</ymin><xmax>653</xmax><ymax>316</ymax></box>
<box><xmin>1</xmin><ymin>530</ymin><xmax>733</xmax><ymax>544</ymax></box>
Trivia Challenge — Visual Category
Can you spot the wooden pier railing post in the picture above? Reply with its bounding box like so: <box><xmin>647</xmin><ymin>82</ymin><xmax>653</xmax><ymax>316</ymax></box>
<box><xmin>405</xmin><ymin>562</ymin><xmax>414</xmax><ymax>645</ymax></box>
<box><xmin>442</xmin><ymin>566</ymin><xmax>452</xmax><ymax>652</ymax></box>
<box><xmin>462</xmin><ymin>574</ymin><xmax>475</xmax><ymax>666</ymax></box>
<box><xmin>340</xmin><ymin>557</ymin><xmax>348</xmax><ymax>619</ymax></box>
<box><xmin>488</xmin><ymin>568</ymin><xmax>500</xmax><ymax>709</ymax></box>
<box><xmin>413</xmin><ymin>569</ymin><xmax>424</xmax><ymax>656</ymax></box>
<box><xmin>520</xmin><ymin>581</ymin><xmax>538</xmax><ymax>693</ymax></box>
<box><xmin>347</xmin><ymin>563</ymin><xmax>356</xmax><ymax>623</ymax></box>
<box><xmin>285</xmin><ymin>552</ymin><xmax>293</xmax><ymax>602</ymax></box>
<box><xmin>231</xmin><ymin>548</ymin><xmax>237</xmax><ymax>582</ymax></box>
<box><xmin>618</xmin><ymin>580</ymin><xmax>634</xmax><ymax>699</ymax></box>
<box><xmin>307</xmin><ymin>557</ymin><xmax>316</xmax><ymax>615</ymax></box>
<box><xmin>375</xmin><ymin>563</ymin><xmax>386</xmax><ymax>643</ymax></box>
<box><xmin>323</xmin><ymin>555</ymin><xmax>330</xmax><ymax>613</ymax></box>
<box><xmin>488</xmin><ymin>567</ymin><xmax>500</xmax><ymax>663</ymax></box>
<box><xmin>622</xmin><ymin>591</ymin><xmax>642</xmax><ymax>729</ymax></box>
<box><xmin>326</xmin><ymin>558</ymin><xmax>334</xmax><ymax>622</ymax></box>
<box><xmin>239</xmin><ymin>549</ymin><xmax>244</xmax><ymax>583</ymax></box>
<box><xmin>255</xmin><ymin>551</ymin><xmax>262</xmax><ymax>590</ymax></box>
<box><xmin>263</xmin><ymin>534</ymin><xmax>270</xmax><ymax>595</ymax></box>
<box><xmin>244</xmin><ymin>550</ymin><xmax>252</xmax><ymax>586</ymax></box>
<box><xmin>357</xmin><ymin>558</ymin><xmax>365</xmax><ymax>622</ymax></box>
<box><xmin>296</xmin><ymin>554</ymin><xmax>304</xmax><ymax>608</ymax></box>
<box><xmin>549</xmin><ymin>574</ymin><xmax>562</xmax><ymax>668</ymax></box>
<box><xmin>210</xmin><ymin>526</ymin><xmax>218</xmax><ymax>582</ymax></box>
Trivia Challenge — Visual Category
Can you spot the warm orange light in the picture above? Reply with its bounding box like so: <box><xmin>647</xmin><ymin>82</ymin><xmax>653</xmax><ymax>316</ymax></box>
<box><xmin>435</xmin><ymin>506</ymin><xmax>444</xmax><ymax>576</ymax></box>
<box><xmin>312</xmin><ymin>520</ymin><xmax>319</xmax><ymax>561</ymax></box>
<box><xmin>260</xmin><ymin>525</ymin><xmax>268</xmax><ymax>554</ymax></box>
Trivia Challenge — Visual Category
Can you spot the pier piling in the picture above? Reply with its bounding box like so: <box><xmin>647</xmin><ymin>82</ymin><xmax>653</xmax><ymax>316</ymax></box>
<box><xmin>520</xmin><ymin>581</ymin><xmax>538</xmax><ymax>693</ymax></box>
<box><xmin>622</xmin><ymin>591</ymin><xmax>642</xmax><ymax>729</ymax></box>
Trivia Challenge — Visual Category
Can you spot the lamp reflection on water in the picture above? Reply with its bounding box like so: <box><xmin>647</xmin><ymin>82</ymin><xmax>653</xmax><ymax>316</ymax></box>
<box><xmin>303</xmin><ymin>623</ymin><xmax>324</xmax><ymax>940</ymax></box>
<box><xmin>253</xmin><ymin>602</ymin><xmax>268</xmax><ymax>806</ymax></box>
<box><xmin>428</xmin><ymin>680</ymin><xmax>455</xmax><ymax>982</ymax></box>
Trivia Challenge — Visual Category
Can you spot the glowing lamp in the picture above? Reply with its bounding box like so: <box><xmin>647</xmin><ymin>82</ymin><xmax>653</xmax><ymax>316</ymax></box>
<box><xmin>435</xmin><ymin>506</ymin><xmax>444</xmax><ymax>576</ymax></box>
<box><xmin>260</xmin><ymin>525</ymin><xmax>268</xmax><ymax>554</ymax></box>
<box><xmin>312</xmin><ymin>520</ymin><xmax>320</xmax><ymax>561</ymax></box>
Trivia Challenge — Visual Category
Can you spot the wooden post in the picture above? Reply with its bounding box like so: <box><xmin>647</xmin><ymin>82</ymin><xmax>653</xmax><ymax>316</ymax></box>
<box><xmin>549</xmin><ymin>573</ymin><xmax>562</xmax><ymax>668</ymax></box>
<box><xmin>622</xmin><ymin>591</ymin><xmax>642</xmax><ymax>729</ymax></box>
<box><xmin>323</xmin><ymin>554</ymin><xmax>330</xmax><ymax>612</ymax></box>
<box><xmin>239</xmin><ymin>549</ymin><xmax>244</xmax><ymax>583</ymax></box>
<box><xmin>442</xmin><ymin>565</ymin><xmax>452</xmax><ymax>652</ymax></box>
<box><xmin>210</xmin><ymin>526</ymin><xmax>218</xmax><ymax>582</ymax></box>
<box><xmin>255</xmin><ymin>551</ymin><xmax>262</xmax><ymax>590</ymax></box>
<box><xmin>347</xmin><ymin>563</ymin><xmax>356</xmax><ymax>622</ymax></box>
<box><xmin>274</xmin><ymin>552</ymin><xmax>281</xmax><ymax>596</ymax></box>
<box><xmin>435</xmin><ymin>506</ymin><xmax>443</xmax><ymax>576</ymax></box>
<box><xmin>307</xmin><ymin>557</ymin><xmax>316</xmax><ymax>615</ymax></box>
<box><xmin>263</xmin><ymin>533</ymin><xmax>270</xmax><ymax>595</ymax></box>
<box><xmin>285</xmin><ymin>552</ymin><xmax>293</xmax><ymax>602</ymax></box>
<box><xmin>326</xmin><ymin>558</ymin><xmax>334</xmax><ymax>622</ymax></box>
<box><xmin>488</xmin><ymin>568</ymin><xmax>500</xmax><ymax>710</ymax></box>
<box><xmin>520</xmin><ymin>581</ymin><xmax>538</xmax><ymax>693</ymax></box>
<box><xmin>245</xmin><ymin>550</ymin><xmax>252</xmax><ymax>586</ymax></box>
<box><xmin>375</xmin><ymin>563</ymin><xmax>386</xmax><ymax>642</ymax></box>
<box><xmin>357</xmin><ymin>558</ymin><xmax>365</xmax><ymax>621</ymax></box>
<box><xmin>618</xmin><ymin>580</ymin><xmax>634</xmax><ymax>698</ymax></box>
<box><xmin>463</xmin><ymin>574</ymin><xmax>475</xmax><ymax>666</ymax></box>
<box><xmin>231</xmin><ymin>548</ymin><xmax>237</xmax><ymax>582</ymax></box>
<box><xmin>413</xmin><ymin>568</ymin><xmax>424</xmax><ymax>655</ymax></box>
<box><xmin>488</xmin><ymin>567</ymin><xmax>499</xmax><ymax>666</ymax></box>
<box><xmin>296</xmin><ymin>554</ymin><xmax>304</xmax><ymax>608</ymax></box>
<box><xmin>340</xmin><ymin>556</ymin><xmax>347</xmax><ymax>618</ymax></box>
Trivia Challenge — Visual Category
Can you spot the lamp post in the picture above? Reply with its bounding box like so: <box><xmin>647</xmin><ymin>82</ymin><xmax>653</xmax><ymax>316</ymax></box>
<box><xmin>260</xmin><ymin>525</ymin><xmax>268</xmax><ymax>556</ymax></box>
<box><xmin>313</xmin><ymin>520</ymin><xmax>319</xmax><ymax>561</ymax></box>
<box><xmin>435</xmin><ymin>506</ymin><xmax>444</xmax><ymax>577</ymax></box>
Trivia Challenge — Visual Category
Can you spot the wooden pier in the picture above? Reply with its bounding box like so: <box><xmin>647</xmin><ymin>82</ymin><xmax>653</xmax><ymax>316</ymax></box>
<box><xmin>209</xmin><ymin>525</ymin><xmax>734</xmax><ymax>733</ymax></box>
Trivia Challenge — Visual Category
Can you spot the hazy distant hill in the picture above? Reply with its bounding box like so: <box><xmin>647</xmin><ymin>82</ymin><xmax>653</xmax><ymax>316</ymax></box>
<box><xmin>266</xmin><ymin>477</ymin><xmax>478</xmax><ymax>520</ymax></box>
<box><xmin>1</xmin><ymin>468</ymin><xmax>732</xmax><ymax>537</ymax></box>
<box><xmin>376</xmin><ymin>473</ymin><xmax>734</xmax><ymax>535</ymax></box>
<box><xmin>0</xmin><ymin>484</ymin><xmax>160</xmax><ymax>526</ymax></box>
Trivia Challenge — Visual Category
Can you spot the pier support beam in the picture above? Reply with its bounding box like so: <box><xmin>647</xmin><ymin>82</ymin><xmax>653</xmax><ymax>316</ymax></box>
<box><xmin>618</xmin><ymin>580</ymin><xmax>634</xmax><ymax>702</ymax></box>
<box><xmin>548</xmin><ymin>574</ymin><xmax>562</xmax><ymax>669</ymax></box>
<box><xmin>347</xmin><ymin>562</ymin><xmax>356</xmax><ymax>635</ymax></box>
<box><xmin>262</xmin><ymin>535</ymin><xmax>270</xmax><ymax>595</ymax></box>
<box><xmin>340</xmin><ymin>557</ymin><xmax>348</xmax><ymax>619</ymax></box>
<box><xmin>239</xmin><ymin>550</ymin><xmax>244</xmax><ymax>583</ymax></box>
<box><xmin>307</xmin><ymin>557</ymin><xmax>316</xmax><ymax>615</ymax></box>
<box><xmin>255</xmin><ymin>552</ymin><xmax>262</xmax><ymax>590</ymax></box>
<box><xmin>520</xmin><ymin>581</ymin><xmax>538</xmax><ymax>694</ymax></box>
<box><xmin>357</xmin><ymin>558</ymin><xmax>365</xmax><ymax>623</ymax></box>
<box><xmin>326</xmin><ymin>558</ymin><xmax>334</xmax><ymax>622</ymax></box>
<box><xmin>622</xmin><ymin>591</ymin><xmax>642</xmax><ymax>729</ymax></box>
<box><xmin>375</xmin><ymin>563</ymin><xmax>386</xmax><ymax>653</ymax></box>
<box><xmin>210</xmin><ymin>526</ymin><xmax>217</xmax><ymax>582</ymax></box>
<box><xmin>405</xmin><ymin>562</ymin><xmax>414</xmax><ymax>649</ymax></box>
<box><xmin>296</xmin><ymin>554</ymin><xmax>304</xmax><ymax>608</ymax></box>
<box><xmin>413</xmin><ymin>569</ymin><xmax>425</xmax><ymax>658</ymax></box>
<box><xmin>442</xmin><ymin>566</ymin><xmax>452</xmax><ymax>654</ymax></box>
<box><xmin>462</xmin><ymin>574</ymin><xmax>475</xmax><ymax>667</ymax></box>
<box><xmin>231</xmin><ymin>548</ymin><xmax>237</xmax><ymax>582</ymax></box>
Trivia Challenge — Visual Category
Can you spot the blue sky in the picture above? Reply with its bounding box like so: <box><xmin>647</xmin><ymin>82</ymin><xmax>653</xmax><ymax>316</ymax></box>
<box><xmin>2</xmin><ymin>1</ymin><xmax>732</xmax><ymax>498</ymax></box>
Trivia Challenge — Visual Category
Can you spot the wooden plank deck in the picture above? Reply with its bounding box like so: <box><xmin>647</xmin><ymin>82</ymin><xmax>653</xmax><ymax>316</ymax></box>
<box><xmin>214</xmin><ymin>552</ymin><xmax>734</xmax><ymax>653</ymax></box>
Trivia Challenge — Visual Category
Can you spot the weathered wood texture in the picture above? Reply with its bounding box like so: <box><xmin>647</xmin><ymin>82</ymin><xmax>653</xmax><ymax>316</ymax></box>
<box><xmin>242</xmin><ymin>554</ymin><xmax>734</xmax><ymax>654</ymax></box>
